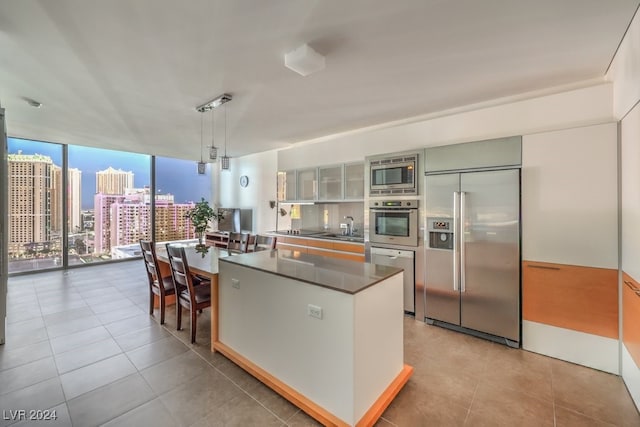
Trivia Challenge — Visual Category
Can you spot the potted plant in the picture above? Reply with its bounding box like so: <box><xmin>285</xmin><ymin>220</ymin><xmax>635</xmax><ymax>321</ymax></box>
<box><xmin>185</xmin><ymin>198</ymin><xmax>223</xmax><ymax>245</ymax></box>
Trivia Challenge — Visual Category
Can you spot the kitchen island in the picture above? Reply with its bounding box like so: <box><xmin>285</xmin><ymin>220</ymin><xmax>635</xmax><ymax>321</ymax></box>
<box><xmin>215</xmin><ymin>249</ymin><xmax>412</xmax><ymax>427</ymax></box>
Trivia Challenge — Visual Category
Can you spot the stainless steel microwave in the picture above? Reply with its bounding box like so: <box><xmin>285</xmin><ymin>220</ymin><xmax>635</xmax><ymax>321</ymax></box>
<box><xmin>369</xmin><ymin>154</ymin><xmax>418</xmax><ymax>196</ymax></box>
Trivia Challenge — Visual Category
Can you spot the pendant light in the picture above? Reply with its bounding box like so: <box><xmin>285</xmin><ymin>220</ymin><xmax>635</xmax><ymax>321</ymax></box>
<box><xmin>220</xmin><ymin>102</ymin><xmax>230</xmax><ymax>171</ymax></box>
<box><xmin>197</xmin><ymin>113</ymin><xmax>206</xmax><ymax>174</ymax></box>
<box><xmin>194</xmin><ymin>93</ymin><xmax>232</xmax><ymax>170</ymax></box>
<box><xmin>208</xmin><ymin>108</ymin><xmax>218</xmax><ymax>160</ymax></box>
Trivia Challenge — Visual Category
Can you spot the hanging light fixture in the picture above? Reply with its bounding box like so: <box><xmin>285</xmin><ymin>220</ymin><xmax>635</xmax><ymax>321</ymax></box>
<box><xmin>220</xmin><ymin>101</ymin><xmax>231</xmax><ymax>171</ymax></box>
<box><xmin>208</xmin><ymin>108</ymin><xmax>218</xmax><ymax>160</ymax></box>
<box><xmin>197</xmin><ymin>113</ymin><xmax>206</xmax><ymax>174</ymax></box>
<box><xmin>195</xmin><ymin>93</ymin><xmax>232</xmax><ymax>167</ymax></box>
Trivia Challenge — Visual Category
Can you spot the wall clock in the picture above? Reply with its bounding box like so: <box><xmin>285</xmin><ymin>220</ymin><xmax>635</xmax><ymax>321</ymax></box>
<box><xmin>240</xmin><ymin>175</ymin><xmax>249</xmax><ymax>188</ymax></box>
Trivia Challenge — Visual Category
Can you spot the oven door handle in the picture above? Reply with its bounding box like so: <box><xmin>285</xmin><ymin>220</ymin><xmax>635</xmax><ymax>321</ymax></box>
<box><xmin>370</xmin><ymin>209</ymin><xmax>415</xmax><ymax>214</ymax></box>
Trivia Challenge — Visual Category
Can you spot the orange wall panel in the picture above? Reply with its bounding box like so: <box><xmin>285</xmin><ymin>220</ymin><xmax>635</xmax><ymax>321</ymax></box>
<box><xmin>623</xmin><ymin>272</ymin><xmax>640</xmax><ymax>367</ymax></box>
<box><xmin>523</xmin><ymin>261</ymin><xmax>618</xmax><ymax>339</ymax></box>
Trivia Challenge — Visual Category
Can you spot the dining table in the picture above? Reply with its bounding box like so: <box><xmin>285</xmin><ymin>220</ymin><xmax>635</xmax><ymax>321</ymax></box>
<box><xmin>155</xmin><ymin>241</ymin><xmax>231</xmax><ymax>352</ymax></box>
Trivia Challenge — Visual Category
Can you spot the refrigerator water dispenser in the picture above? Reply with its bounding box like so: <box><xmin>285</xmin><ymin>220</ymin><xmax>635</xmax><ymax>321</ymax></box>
<box><xmin>427</xmin><ymin>218</ymin><xmax>453</xmax><ymax>250</ymax></box>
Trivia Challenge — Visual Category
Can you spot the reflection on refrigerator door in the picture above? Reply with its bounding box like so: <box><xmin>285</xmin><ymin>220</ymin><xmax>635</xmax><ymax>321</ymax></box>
<box><xmin>425</xmin><ymin>169</ymin><xmax>520</xmax><ymax>346</ymax></box>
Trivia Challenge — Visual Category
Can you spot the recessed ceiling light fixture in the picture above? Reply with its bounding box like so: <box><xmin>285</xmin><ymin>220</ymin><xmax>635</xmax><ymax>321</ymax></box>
<box><xmin>23</xmin><ymin>97</ymin><xmax>42</xmax><ymax>108</ymax></box>
<box><xmin>284</xmin><ymin>43</ymin><xmax>325</xmax><ymax>76</ymax></box>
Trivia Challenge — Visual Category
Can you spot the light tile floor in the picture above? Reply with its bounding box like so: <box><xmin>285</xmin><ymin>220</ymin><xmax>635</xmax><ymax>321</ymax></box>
<box><xmin>1</xmin><ymin>261</ymin><xmax>639</xmax><ymax>426</ymax></box>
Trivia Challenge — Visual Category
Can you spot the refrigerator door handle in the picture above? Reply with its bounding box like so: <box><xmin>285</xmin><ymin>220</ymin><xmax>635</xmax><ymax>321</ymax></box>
<box><xmin>453</xmin><ymin>191</ymin><xmax>459</xmax><ymax>291</ymax></box>
<box><xmin>460</xmin><ymin>191</ymin><xmax>466</xmax><ymax>293</ymax></box>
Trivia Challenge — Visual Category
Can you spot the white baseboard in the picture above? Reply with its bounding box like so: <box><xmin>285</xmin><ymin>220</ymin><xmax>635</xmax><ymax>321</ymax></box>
<box><xmin>523</xmin><ymin>320</ymin><xmax>619</xmax><ymax>374</ymax></box>
<box><xmin>622</xmin><ymin>344</ymin><xmax>640</xmax><ymax>409</ymax></box>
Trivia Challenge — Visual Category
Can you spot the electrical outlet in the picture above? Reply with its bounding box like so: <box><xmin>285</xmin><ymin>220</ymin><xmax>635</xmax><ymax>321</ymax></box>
<box><xmin>231</xmin><ymin>278</ymin><xmax>240</xmax><ymax>289</ymax></box>
<box><xmin>307</xmin><ymin>304</ymin><xmax>322</xmax><ymax>319</ymax></box>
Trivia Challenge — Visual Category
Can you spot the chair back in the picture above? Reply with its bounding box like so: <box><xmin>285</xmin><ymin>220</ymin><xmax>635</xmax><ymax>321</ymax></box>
<box><xmin>140</xmin><ymin>240</ymin><xmax>162</xmax><ymax>291</ymax></box>
<box><xmin>253</xmin><ymin>234</ymin><xmax>276</xmax><ymax>252</ymax></box>
<box><xmin>165</xmin><ymin>244</ymin><xmax>196</xmax><ymax>304</ymax></box>
<box><xmin>227</xmin><ymin>232</ymin><xmax>250</xmax><ymax>253</ymax></box>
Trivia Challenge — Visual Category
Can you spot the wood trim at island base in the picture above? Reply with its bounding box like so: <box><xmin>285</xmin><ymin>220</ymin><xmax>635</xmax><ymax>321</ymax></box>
<box><xmin>213</xmin><ymin>341</ymin><xmax>413</xmax><ymax>427</ymax></box>
<box><xmin>210</xmin><ymin>277</ymin><xmax>219</xmax><ymax>353</ymax></box>
<box><xmin>355</xmin><ymin>364</ymin><xmax>414</xmax><ymax>427</ymax></box>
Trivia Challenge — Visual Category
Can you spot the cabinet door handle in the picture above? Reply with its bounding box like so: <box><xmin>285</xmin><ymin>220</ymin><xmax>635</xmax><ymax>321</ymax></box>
<box><xmin>527</xmin><ymin>264</ymin><xmax>561</xmax><ymax>270</ymax></box>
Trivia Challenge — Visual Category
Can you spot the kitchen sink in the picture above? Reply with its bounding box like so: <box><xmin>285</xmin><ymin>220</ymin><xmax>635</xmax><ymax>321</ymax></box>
<box><xmin>311</xmin><ymin>232</ymin><xmax>364</xmax><ymax>243</ymax></box>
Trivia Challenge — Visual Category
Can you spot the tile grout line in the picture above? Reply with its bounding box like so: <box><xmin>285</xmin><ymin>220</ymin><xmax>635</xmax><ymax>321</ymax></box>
<box><xmin>176</xmin><ymin>326</ymin><xmax>295</xmax><ymax>426</ymax></box>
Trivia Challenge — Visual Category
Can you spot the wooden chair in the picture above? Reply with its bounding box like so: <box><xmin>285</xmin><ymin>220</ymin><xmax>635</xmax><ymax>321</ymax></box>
<box><xmin>165</xmin><ymin>244</ymin><xmax>211</xmax><ymax>343</ymax></box>
<box><xmin>253</xmin><ymin>234</ymin><xmax>276</xmax><ymax>252</ymax></box>
<box><xmin>140</xmin><ymin>240</ymin><xmax>175</xmax><ymax>325</ymax></box>
<box><xmin>227</xmin><ymin>232</ymin><xmax>250</xmax><ymax>254</ymax></box>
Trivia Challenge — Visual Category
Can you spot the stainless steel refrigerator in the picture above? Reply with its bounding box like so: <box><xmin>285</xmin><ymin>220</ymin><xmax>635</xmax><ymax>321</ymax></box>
<box><xmin>217</xmin><ymin>208</ymin><xmax>253</xmax><ymax>233</ymax></box>
<box><xmin>425</xmin><ymin>168</ymin><xmax>520</xmax><ymax>346</ymax></box>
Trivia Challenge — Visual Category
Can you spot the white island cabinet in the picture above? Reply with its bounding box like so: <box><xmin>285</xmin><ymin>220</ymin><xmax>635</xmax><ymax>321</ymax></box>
<box><xmin>216</xmin><ymin>249</ymin><xmax>412</xmax><ymax>426</ymax></box>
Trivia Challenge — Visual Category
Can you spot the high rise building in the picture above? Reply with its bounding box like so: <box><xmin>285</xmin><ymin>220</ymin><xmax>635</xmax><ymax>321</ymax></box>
<box><xmin>154</xmin><ymin>198</ymin><xmax>195</xmax><ymax>242</ymax></box>
<box><xmin>7</xmin><ymin>153</ymin><xmax>54</xmax><ymax>255</ymax></box>
<box><xmin>109</xmin><ymin>188</ymin><xmax>196</xmax><ymax>251</ymax></box>
<box><xmin>93</xmin><ymin>193</ymin><xmax>124</xmax><ymax>254</ymax></box>
<box><xmin>96</xmin><ymin>166</ymin><xmax>133</xmax><ymax>195</ymax></box>
<box><xmin>110</xmin><ymin>199</ymin><xmax>151</xmax><ymax>249</ymax></box>
<box><xmin>50</xmin><ymin>164</ymin><xmax>62</xmax><ymax>234</ymax></box>
<box><xmin>68</xmin><ymin>168</ymin><xmax>82</xmax><ymax>232</ymax></box>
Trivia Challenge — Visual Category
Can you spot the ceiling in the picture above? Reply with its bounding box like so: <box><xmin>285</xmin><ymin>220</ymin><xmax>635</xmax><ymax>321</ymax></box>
<box><xmin>1</xmin><ymin>0</ymin><xmax>638</xmax><ymax>161</ymax></box>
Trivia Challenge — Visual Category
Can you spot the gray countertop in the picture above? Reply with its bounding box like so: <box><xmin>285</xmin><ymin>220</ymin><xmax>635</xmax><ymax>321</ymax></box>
<box><xmin>219</xmin><ymin>249</ymin><xmax>402</xmax><ymax>294</ymax></box>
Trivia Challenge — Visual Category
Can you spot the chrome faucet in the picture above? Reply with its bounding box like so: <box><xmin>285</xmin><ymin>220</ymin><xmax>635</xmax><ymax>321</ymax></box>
<box><xmin>344</xmin><ymin>216</ymin><xmax>354</xmax><ymax>236</ymax></box>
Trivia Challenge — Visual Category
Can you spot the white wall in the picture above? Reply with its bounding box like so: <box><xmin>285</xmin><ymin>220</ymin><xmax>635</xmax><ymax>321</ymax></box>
<box><xmin>217</xmin><ymin>150</ymin><xmax>278</xmax><ymax>234</ymax></box>
<box><xmin>622</xmin><ymin>104</ymin><xmax>640</xmax><ymax>281</ymax></box>
<box><xmin>609</xmin><ymin>6</ymin><xmax>640</xmax><ymax>411</ymax></box>
<box><xmin>278</xmin><ymin>84</ymin><xmax>614</xmax><ymax>170</ymax></box>
<box><xmin>522</xmin><ymin>123</ymin><xmax>618</xmax><ymax>268</ymax></box>
<box><xmin>607</xmin><ymin>9</ymin><xmax>640</xmax><ymax>120</ymax></box>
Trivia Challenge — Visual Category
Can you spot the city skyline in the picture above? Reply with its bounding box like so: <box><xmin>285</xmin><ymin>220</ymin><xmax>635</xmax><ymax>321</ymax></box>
<box><xmin>8</xmin><ymin>138</ymin><xmax>213</xmax><ymax>209</ymax></box>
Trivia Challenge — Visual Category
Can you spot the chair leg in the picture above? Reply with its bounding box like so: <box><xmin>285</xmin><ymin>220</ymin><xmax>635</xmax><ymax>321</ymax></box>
<box><xmin>149</xmin><ymin>291</ymin><xmax>154</xmax><ymax>315</ymax></box>
<box><xmin>176</xmin><ymin>303</ymin><xmax>182</xmax><ymax>331</ymax></box>
<box><xmin>160</xmin><ymin>296</ymin><xmax>166</xmax><ymax>325</ymax></box>
<box><xmin>190</xmin><ymin>309</ymin><xmax>197</xmax><ymax>343</ymax></box>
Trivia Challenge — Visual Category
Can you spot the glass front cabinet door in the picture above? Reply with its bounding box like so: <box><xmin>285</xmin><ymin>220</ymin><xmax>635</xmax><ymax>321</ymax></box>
<box><xmin>344</xmin><ymin>162</ymin><xmax>364</xmax><ymax>199</ymax></box>
<box><xmin>277</xmin><ymin>170</ymin><xmax>297</xmax><ymax>202</ymax></box>
<box><xmin>318</xmin><ymin>165</ymin><xmax>343</xmax><ymax>200</ymax></box>
<box><xmin>296</xmin><ymin>168</ymin><xmax>317</xmax><ymax>201</ymax></box>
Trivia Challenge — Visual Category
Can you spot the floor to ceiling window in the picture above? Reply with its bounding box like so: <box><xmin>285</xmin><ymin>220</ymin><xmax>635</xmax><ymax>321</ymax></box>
<box><xmin>6</xmin><ymin>137</ymin><xmax>213</xmax><ymax>273</ymax></box>
<box><xmin>68</xmin><ymin>146</ymin><xmax>151</xmax><ymax>263</ymax></box>
<box><xmin>154</xmin><ymin>157</ymin><xmax>213</xmax><ymax>243</ymax></box>
<box><xmin>7</xmin><ymin>138</ymin><xmax>63</xmax><ymax>273</ymax></box>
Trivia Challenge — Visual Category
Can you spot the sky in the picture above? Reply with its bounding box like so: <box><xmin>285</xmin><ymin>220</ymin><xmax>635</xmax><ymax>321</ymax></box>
<box><xmin>8</xmin><ymin>138</ymin><xmax>213</xmax><ymax>209</ymax></box>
